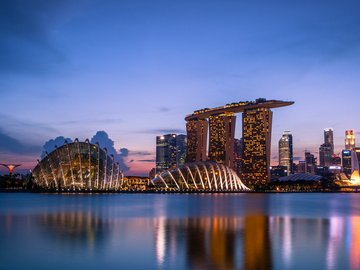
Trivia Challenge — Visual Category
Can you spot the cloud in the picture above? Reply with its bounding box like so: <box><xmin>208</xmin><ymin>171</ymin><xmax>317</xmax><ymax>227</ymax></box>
<box><xmin>90</xmin><ymin>131</ymin><xmax>129</xmax><ymax>172</ymax></box>
<box><xmin>137</xmin><ymin>159</ymin><xmax>156</xmax><ymax>163</ymax></box>
<box><xmin>159</xmin><ymin>107</ymin><xmax>171</xmax><ymax>112</ymax></box>
<box><xmin>41</xmin><ymin>136</ymin><xmax>73</xmax><ymax>158</ymax></box>
<box><xmin>130</xmin><ymin>150</ymin><xmax>154</xmax><ymax>156</ymax></box>
<box><xmin>293</xmin><ymin>156</ymin><xmax>302</xmax><ymax>161</ymax></box>
<box><xmin>0</xmin><ymin>128</ymin><xmax>41</xmax><ymax>155</ymax></box>
<box><xmin>141</xmin><ymin>128</ymin><xmax>186</xmax><ymax>134</ymax></box>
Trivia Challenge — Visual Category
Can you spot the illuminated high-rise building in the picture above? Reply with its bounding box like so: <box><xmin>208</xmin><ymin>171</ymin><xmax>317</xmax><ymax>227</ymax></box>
<box><xmin>241</xmin><ymin>107</ymin><xmax>273</xmax><ymax>185</ymax></box>
<box><xmin>176</xmin><ymin>134</ymin><xmax>187</xmax><ymax>167</ymax></box>
<box><xmin>278</xmin><ymin>131</ymin><xmax>293</xmax><ymax>175</ymax></box>
<box><xmin>305</xmin><ymin>151</ymin><xmax>316</xmax><ymax>174</ymax></box>
<box><xmin>345</xmin><ymin>130</ymin><xmax>356</xmax><ymax>150</ymax></box>
<box><xmin>156</xmin><ymin>134</ymin><xmax>177</xmax><ymax>173</ymax></box>
<box><xmin>342</xmin><ymin>150</ymin><xmax>352</xmax><ymax>176</ymax></box>
<box><xmin>185</xmin><ymin>99</ymin><xmax>294</xmax><ymax>185</ymax></box>
<box><xmin>319</xmin><ymin>144</ymin><xmax>333</xmax><ymax>167</ymax></box>
<box><xmin>208</xmin><ymin>113</ymin><xmax>236</xmax><ymax>167</ymax></box>
<box><xmin>185</xmin><ymin>119</ymin><xmax>208</xmax><ymax>162</ymax></box>
<box><xmin>324</xmin><ymin>128</ymin><xmax>334</xmax><ymax>152</ymax></box>
<box><xmin>319</xmin><ymin>129</ymin><xmax>334</xmax><ymax>167</ymax></box>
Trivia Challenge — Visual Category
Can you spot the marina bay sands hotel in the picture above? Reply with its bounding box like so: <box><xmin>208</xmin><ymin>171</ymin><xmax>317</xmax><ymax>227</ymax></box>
<box><xmin>185</xmin><ymin>98</ymin><xmax>294</xmax><ymax>185</ymax></box>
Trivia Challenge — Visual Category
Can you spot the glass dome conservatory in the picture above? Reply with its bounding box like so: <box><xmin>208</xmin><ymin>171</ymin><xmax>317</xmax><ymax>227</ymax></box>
<box><xmin>32</xmin><ymin>139</ymin><xmax>124</xmax><ymax>190</ymax></box>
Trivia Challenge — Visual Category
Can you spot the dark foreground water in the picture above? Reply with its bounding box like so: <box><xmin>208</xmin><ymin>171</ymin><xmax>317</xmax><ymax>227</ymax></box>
<box><xmin>1</xmin><ymin>193</ymin><xmax>360</xmax><ymax>270</ymax></box>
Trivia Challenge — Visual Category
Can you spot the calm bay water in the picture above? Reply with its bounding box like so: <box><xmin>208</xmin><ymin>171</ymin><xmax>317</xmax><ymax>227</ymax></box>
<box><xmin>1</xmin><ymin>193</ymin><xmax>360</xmax><ymax>270</ymax></box>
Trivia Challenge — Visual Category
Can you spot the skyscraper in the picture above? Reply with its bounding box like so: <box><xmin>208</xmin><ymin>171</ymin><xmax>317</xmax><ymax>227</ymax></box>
<box><xmin>241</xmin><ymin>107</ymin><xmax>273</xmax><ymax>185</ymax></box>
<box><xmin>156</xmin><ymin>134</ymin><xmax>177</xmax><ymax>173</ymax></box>
<box><xmin>319</xmin><ymin>129</ymin><xmax>334</xmax><ymax>167</ymax></box>
<box><xmin>186</xmin><ymin>119</ymin><xmax>208</xmax><ymax>163</ymax></box>
<box><xmin>324</xmin><ymin>128</ymin><xmax>334</xmax><ymax>152</ymax></box>
<box><xmin>305</xmin><ymin>151</ymin><xmax>317</xmax><ymax>174</ymax></box>
<box><xmin>345</xmin><ymin>130</ymin><xmax>356</xmax><ymax>150</ymax></box>
<box><xmin>176</xmin><ymin>134</ymin><xmax>187</xmax><ymax>167</ymax></box>
<box><xmin>342</xmin><ymin>150</ymin><xmax>352</xmax><ymax>176</ymax></box>
<box><xmin>208</xmin><ymin>113</ymin><xmax>236</xmax><ymax>167</ymax></box>
<box><xmin>278</xmin><ymin>131</ymin><xmax>293</xmax><ymax>175</ymax></box>
<box><xmin>319</xmin><ymin>144</ymin><xmax>333</xmax><ymax>167</ymax></box>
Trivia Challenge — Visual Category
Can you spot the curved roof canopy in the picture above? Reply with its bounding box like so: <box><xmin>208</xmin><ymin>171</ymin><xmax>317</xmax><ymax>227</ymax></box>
<box><xmin>151</xmin><ymin>161</ymin><xmax>250</xmax><ymax>191</ymax></box>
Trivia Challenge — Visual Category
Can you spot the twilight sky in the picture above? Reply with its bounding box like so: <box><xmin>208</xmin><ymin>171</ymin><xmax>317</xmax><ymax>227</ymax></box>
<box><xmin>1</xmin><ymin>0</ymin><xmax>359</xmax><ymax>175</ymax></box>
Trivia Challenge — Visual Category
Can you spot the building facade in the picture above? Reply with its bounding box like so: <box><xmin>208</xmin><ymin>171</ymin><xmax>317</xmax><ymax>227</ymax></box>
<box><xmin>176</xmin><ymin>134</ymin><xmax>187</xmax><ymax>167</ymax></box>
<box><xmin>345</xmin><ymin>130</ymin><xmax>356</xmax><ymax>150</ymax></box>
<box><xmin>156</xmin><ymin>134</ymin><xmax>177</xmax><ymax>173</ymax></box>
<box><xmin>208</xmin><ymin>113</ymin><xmax>236</xmax><ymax>168</ymax></box>
<box><xmin>278</xmin><ymin>131</ymin><xmax>293</xmax><ymax>175</ymax></box>
<box><xmin>319</xmin><ymin>144</ymin><xmax>333</xmax><ymax>167</ymax></box>
<box><xmin>319</xmin><ymin>129</ymin><xmax>334</xmax><ymax>167</ymax></box>
<box><xmin>305</xmin><ymin>151</ymin><xmax>317</xmax><ymax>174</ymax></box>
<box><xmin>342</xmin><ymin>150</ymin><xmax>352</xmax><ymax>176</ymax></box>
<box><xmin>185</xmin><ymin>119</ymin><xmax>208</xmax><ymax>162</ymax></box>
<box><xmin>241</xmin><ymin>107</ymin><xmax>273</xmax><ymax>185</ymax></box>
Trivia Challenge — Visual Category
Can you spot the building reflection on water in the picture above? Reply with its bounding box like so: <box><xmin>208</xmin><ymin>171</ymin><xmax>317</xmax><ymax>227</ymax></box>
<box><xmin>23</xmin><ymin>209</ymin><xmax>360</xmax><ymax>270</ymax></box>
<box><xmin>154</xmin><ymin>214</ymin><xmax>360</xmax><ymax>270</ymax></box>
<box><xmin>154</xmin><ymin>215</ymin><xmax>272</xmax><ymax>270</ymax></box>
<box><xmin>35</xmin><ymin>211</ymin><xmax>111</xmax><ymax>250</ymax></box>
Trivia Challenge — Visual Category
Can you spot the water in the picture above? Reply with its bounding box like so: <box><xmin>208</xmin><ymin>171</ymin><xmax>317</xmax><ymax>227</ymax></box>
<box><xmin>1</xmin><ymin>193</ymin><xmax>360</xmax><ymax>270</ymax></box>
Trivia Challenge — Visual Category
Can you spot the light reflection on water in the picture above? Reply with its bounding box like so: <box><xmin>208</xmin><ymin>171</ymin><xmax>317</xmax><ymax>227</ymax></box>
<box><xmin>1</xmin><ymin>193</ymin><xmax>360</xmax><ymax>270</ymax></box>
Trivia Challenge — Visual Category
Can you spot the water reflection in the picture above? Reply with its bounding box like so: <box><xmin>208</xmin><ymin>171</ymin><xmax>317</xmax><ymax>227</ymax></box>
<box><xmin>153</xmin><ymin>215</ymin><xmax>360</xmax><ymax>270</ymax></box>
<box><xmin>35</xmin><ymin>211</ymin><xmax>110</xmax><ymax>250</ymax></box>
<box><xmin>3</xmin><ymin>194</ymin><xmax>360</xmax><ymax>270</ymax></box>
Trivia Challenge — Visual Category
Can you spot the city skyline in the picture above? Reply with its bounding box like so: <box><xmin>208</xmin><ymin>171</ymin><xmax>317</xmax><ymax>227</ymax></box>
<box><xmin>1</xmin><ymin>0</ymin><xmax>360</xmax><ymax>176</ymax></box>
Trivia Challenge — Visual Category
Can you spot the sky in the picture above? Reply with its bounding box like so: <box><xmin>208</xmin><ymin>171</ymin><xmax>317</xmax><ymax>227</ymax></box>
<box><xmin>1</xmin><ymin>0</ymin><xmax>360</xmax><ymax>176</ymax></box>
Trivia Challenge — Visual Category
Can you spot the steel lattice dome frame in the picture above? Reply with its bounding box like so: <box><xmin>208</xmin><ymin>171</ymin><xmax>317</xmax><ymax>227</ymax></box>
<box><xmin>32</xmin><ymin>139</ymin><xmax>124</xmax><ymax>190</ymax></box>
<box><xmin>151</xmin><ymin>162</ymin><xmax>250</xmax><ymax>191</ymax></box>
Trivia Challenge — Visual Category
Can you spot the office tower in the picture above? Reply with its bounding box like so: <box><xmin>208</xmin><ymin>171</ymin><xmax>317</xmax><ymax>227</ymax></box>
<box><xmin>278</xmin><ymin>131</ymin><xmax>293</xmax><ymax>175</ymax></box>
<box><xmin>319</xmin><ymin>144</ymin><xmax>333</xmax><ymax>167</ymax></box>
<box><xmin>342</xmin><ymin>150</ymin><xmax>352</xmax><ymax>176</ymax></box>
<box><xmin>305</xmin><ymin>151</ymin><xmax>316</xmax><ymax>174</ymax></box>
<box><xmin>186</xmin><ymin>119</ymin><xmax>208</xmax><ymax>162</ymax></box>
<box><xmin>176</xmin><ymin>134</ymin><xmax>187</xmax><ymax>167</ymax></box>
<box><xmin>156</xmin><ymin>134</ymin><xmax>177</xmax><ymax>173</ymax></box>
<box><xmin>345</xmin><ymin>130</ymin><xmax>356</xmax><ymax>150</ymax></box>
<box><xmin>208</xmin><ymin>113</ymin><xmax>236</xmax><ymax>167</ymax></box>
<box><xmin>233</xmin><ymin>138</ymin><xmax>243</xmax><ymax>176</ymax></box>
<box><xmin>319</xmin><ymin>129</ymin><xmax>334</xmax><ymax>167</ymax></box>
<box><xmin>241</xmin><ymin>107</ymin><xmax>273</xmax><ymax>185</ymax></box>
<box><xmin>324</xmin><ymin>128</ymin><xmax>334</xmax><ymax>152</ymax></box>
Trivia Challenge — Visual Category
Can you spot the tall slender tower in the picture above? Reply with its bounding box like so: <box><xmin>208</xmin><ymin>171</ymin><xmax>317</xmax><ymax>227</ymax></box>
<box><xmin>324</xmin><ymin>128</ymin><xmax>334</xmax><ymax>154</ymax></box>
<box><xmin>278</xmin><ymin>131</ymin><xmax>293</xmax><ymax>175</ymax></box>
<box><xmin>208</xmin><ymin>113</ymin><xmax>236</xmax><ymax>168</ymax></box>
<box><xmin>345</xmin><ymin>130</ymin><xmax>356</xmax><ymax>150</ymax></box>
<box><xmin>241</xmin><ymin>107</ymin><xmax>273</xmax><ymax>185</ymax></box>
<box><xmin>186</xmin><ymin>119</ymin><xmax>208</xmax><ymax>162</ymax></box>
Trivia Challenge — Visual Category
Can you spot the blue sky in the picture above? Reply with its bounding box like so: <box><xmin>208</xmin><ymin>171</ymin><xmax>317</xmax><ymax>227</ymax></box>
<box><xmin>1</xmin><ymin>0</ymin><xmax>360</xmax><ymax>175</ymax></box>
